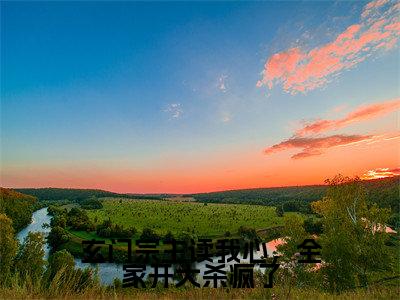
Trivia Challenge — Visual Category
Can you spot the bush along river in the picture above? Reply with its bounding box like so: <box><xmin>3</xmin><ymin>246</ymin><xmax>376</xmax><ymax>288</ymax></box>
<box><xmin>18</xmin><ymin>207</ymin><xmax>281</xmax><ymax>285</ymax></box>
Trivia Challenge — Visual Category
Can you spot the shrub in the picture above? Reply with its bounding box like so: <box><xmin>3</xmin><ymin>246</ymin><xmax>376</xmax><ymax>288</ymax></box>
<box><xmin>140</xmin><ymin>228</ymin><xmax>161</xmax><ymax>241</ymax></box>
<box><xmin>47</xmin><ymin>226</ymin><xmax>70</xmax><ymax>251</ymax></box>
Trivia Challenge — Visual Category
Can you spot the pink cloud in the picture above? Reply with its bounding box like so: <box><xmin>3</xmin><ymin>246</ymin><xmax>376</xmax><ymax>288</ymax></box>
<box><xmin>264</xmin><ymin>134</ymin><xmax>374</xmax><ymax>159</ymax></box>
<box><xmin>257</xmin><ymin>0</ymin><xmax>400</xmax><ymax>94</ymax></box>
<box><xmin>362</xmin><ymin>0</ymin><xmax>389</xmax><ymax>19</ymax></box>
<box><xmin>296</xmin><ymin>98</ymin><xmax>400</xmax><ymax>136</ymax></box>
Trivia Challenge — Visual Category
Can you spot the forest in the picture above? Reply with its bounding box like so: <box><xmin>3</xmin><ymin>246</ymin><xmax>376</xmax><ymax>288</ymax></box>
<box><xmin>0</xmin><ymin>175</ymin><xmax>399</xmax><ymax>299</ymax></box>
<box><xmin>0</xmin><ymin>188</ymin><xmax>38</xmax><ymax>231</ymax></box>
<box><xmin>15</xmin><ymin>187</ymin><xmax>163</xmax><ymax>202</ymax></box>
<box><xmin>191</xmin><ymin>176</ymin><xmax>400</xmax><ymax>226</ymax></box>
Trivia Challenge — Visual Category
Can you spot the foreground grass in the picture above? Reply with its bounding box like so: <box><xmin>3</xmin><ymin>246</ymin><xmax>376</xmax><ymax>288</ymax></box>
<box><xmin>2</xmin><ymin>267</ymin><xmax>398</xmax><ymax>300</ymax></box>
<box><xmin>1</xmin><ymin>285</ymin><xmax>399</xmax><ymax>299</ymax></box>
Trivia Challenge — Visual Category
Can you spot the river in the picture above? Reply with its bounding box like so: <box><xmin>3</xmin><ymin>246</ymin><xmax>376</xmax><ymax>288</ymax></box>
<box><xmin>18</xmin><ymin>207</ymin><xmax>279</xmax><ymax>285</ymax></box>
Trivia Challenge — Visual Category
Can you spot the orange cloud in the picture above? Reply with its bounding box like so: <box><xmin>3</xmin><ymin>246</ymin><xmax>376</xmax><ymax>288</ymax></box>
<box><xmin>257</xmin><ymin>0</ymin><xmax>400</xmax><ymax>94</ymax></box>
<box><xmin>296</xmin><ymin>98</ymin><xmax>400</xmax><ymax>136</ymax></box>
<box><xmin>264</xmin><ymin>134</ymin><xmax>374</xmax><ymax>159</ymax></box>
<box><xmin>360</xmin><ymin>167</ymin><xmax>400</xmax><ymax>179</ymax></box>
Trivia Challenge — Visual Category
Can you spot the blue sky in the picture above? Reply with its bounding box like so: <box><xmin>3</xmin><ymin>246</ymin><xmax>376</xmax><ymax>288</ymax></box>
<box><xmin>1</xmin><ymin>1</ymin><xmax>399</xmax><ymax>193</ymax></box>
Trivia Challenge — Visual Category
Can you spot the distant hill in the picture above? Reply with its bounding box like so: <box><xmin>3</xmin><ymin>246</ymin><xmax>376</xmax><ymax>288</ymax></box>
<box><xmin>362</xmin><ymin>176</ymin><xmax>399</xmax><ymax>213</ymax></box>
<box><xmin>14</xmin><ymin>188</ymin><xmax>164</xmax><ymax>202</ymax></box>
<box><xmin>0</xmin><ymin>188</ymin><xmax>37</xmax><ymax>231</ymax></box>
<box><xmin>191</xmin><ymin>176</ymin><xmax>400</xmax><ymax>214</ymax></box>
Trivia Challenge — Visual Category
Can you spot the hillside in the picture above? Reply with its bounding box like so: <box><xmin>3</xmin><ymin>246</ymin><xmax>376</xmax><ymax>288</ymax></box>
<box><xmin>191</xmin><ymin>176</ymin><xmax>400</xmax><ymax>213</ymax></box>
<box><xmin>0</xmin><ymin>188</ymin><xmax>37</xmax><ymax>231</ymax></box>
<box><xmin>15</xmin><ymin>188</ymin><xmax>163</xmax><ymax>202</ymax></box>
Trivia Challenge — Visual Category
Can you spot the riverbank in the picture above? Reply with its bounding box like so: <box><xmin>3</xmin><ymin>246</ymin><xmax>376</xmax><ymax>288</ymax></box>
<box><xmin>17</xmin><ymin>207</ymin><xmax>284</xmax><ymax>285</ymax></box>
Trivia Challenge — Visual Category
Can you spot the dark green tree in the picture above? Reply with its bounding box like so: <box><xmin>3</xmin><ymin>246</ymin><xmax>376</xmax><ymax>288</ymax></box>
<box><xmin>14</xmin><ymin>232</ymin><xmax>46</xmax><ymax>281</ymax></box>
<box><xmin>47</xmin><ymin>226</ymin><xmax>70</xmax><ymax>251</ymax></box>
<box><xmin>312</xmin><ymin>175</ymin><xmax>392</xmax><ymax>291</ymax></box>
<box><xmin>0</xmin><ymin>213</ymin><xmax>18</xmax><ymax>285</ymax></box>
<box><xmin>276</xmin><ymin>205</ymin><xmax>284</xmax><ymax>217</ymax></box>
<box><xmin>46</xmin><ymin>249</ymin><xmax>75</xmax><ymax>279</ymax></box>
<box><xmin>140</xmin><ymin>228</ymin><xmax>161</xmax><ymax>241</ymax></box>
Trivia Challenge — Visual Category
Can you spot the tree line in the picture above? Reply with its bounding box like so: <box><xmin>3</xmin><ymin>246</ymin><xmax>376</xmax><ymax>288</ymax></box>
<box><xmin>15</xmin><ymin>187</ymin><xmax>164</xmax><ymax>202</ymax></box>
<box><xmin>192</xmin><ymin>176</ymin><xmax>400</xmax><ymax>228</ymax></box>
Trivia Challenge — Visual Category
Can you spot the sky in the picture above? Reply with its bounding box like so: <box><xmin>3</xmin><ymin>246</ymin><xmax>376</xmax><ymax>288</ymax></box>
<box><xmin>1</xmin><ymin>0</ymin><xmax>399</xmax><ymax>193</ymax></box>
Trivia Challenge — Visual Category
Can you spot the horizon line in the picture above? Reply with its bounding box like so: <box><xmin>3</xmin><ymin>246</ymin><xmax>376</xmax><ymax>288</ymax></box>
<box><xmin>3</xmin><ymin>175</ymin><xmax>398</xmax><ymax>196</ymax></box>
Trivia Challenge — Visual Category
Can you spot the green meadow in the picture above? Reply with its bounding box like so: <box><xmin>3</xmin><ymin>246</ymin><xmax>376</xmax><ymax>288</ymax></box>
<box><xmin>84</xmin><ymin>197</ymin><xmax>283</xmax><ymax>237</ymax></box>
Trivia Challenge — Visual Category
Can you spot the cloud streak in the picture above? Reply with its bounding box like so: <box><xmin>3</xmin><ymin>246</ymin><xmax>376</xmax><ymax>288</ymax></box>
<box><xmin>218</xmin><ymin>74</ymin><xmax>228</xmax><ymax>92</ymax></box>
<box><xmin>264</xmin><ymin>134</ymin><xmax>375</xmax><ymax>159</ymax></box>
<box><xmin>361</xmin><ymin>167</ymin><xmax>400</xmax><ymax>179</ymax></box>
<box><xmin>296</xmin><ymin>98</ymin><xmax>400</xmax><ymax>136</ymax></box>
<box><xmin>164</xmin><ymin>103</ymin><xmax>183</xmax><ymax>119</ymax></box>
<box><xmin>257</xmin><ymin>0</ymin><xmax>400</xmax><ymax>94</ymax></box>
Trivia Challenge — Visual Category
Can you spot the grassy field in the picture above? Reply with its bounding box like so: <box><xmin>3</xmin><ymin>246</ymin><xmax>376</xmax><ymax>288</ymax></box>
<box><xmin>85</xmin><ymin>197</ymin><xmax>284</xmax><ymax>237</ymax></box>
<box><xmin>2</xmin><ymin>278</ymin><xmax>399</xmax><ymax>299</ymax></box>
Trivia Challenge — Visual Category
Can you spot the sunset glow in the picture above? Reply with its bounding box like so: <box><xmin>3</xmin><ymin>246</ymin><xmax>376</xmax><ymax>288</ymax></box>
<box><xmin>361</xmin><ymin>167</ymin><xmax>400</xmax><ymax>180</ymax></box>
<box><xmin>1</xmin><ymin>0</ymin><xmax>399</xmax><ymax>193</ymax></box>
